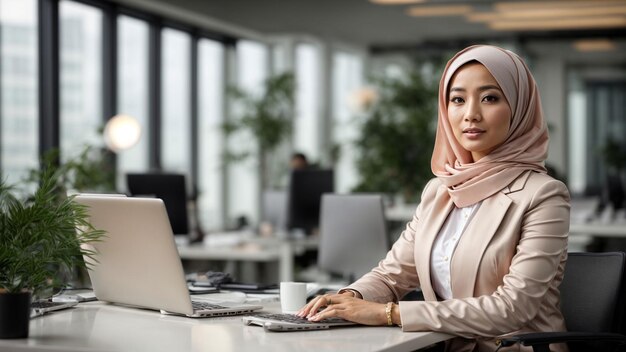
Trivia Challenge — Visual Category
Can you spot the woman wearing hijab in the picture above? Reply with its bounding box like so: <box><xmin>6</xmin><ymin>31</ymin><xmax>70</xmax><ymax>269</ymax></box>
<box><xmin>297</xmin><ymin>45</ymin><xmax>570</xmax><ymax>352</ymax></box>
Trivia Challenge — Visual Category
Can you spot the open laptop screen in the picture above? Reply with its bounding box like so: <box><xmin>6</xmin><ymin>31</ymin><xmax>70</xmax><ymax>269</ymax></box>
<box><xmin>75</xmin><ymin>195</ymin><xmax>262</xmax><ymax>318</ymax></box>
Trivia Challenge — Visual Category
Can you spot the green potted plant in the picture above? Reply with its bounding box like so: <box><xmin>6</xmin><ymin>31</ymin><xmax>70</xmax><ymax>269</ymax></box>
<box><xmin>0</xmin><ymin>164</ymin><xmax>105</xmax><ymax>338</ymax></box>
<box><xmin>27</xmin><ymin>145</ymin><xmax>116</xmax><ymax>194</ymax></box>
<box><xmin>352</xmin><ymin>68</ymin><xmax>438</xmax><ymax>203</ymax></box>
<box><xmin>223</xmin><ymin>72</ymin><xmax>295</xmax><ymax>190</ymax></box>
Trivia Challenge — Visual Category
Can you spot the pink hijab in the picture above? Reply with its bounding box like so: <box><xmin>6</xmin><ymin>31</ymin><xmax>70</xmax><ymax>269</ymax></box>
<box><xmin>431</xmin><ymin>45</ymin><xmax>548</xmax><ymax>207</ymax></box>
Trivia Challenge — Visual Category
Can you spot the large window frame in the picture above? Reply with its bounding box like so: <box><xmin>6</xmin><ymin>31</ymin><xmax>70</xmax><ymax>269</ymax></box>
<box><xmin>2</xmin><ymin>0</ymin><xmax>238</xmax><ymax>229</ymax></box>
<box><xmin>2</xmin><ymin>0</ymin><xmax>362</xmax><ymax>230</ymax></box>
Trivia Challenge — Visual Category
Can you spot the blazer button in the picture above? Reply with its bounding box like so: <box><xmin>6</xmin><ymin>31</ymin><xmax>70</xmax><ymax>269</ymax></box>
<box><xmin>494</xmin><ymin>339</ymin><xmax>501</xmax><ymax>346</ymax></box>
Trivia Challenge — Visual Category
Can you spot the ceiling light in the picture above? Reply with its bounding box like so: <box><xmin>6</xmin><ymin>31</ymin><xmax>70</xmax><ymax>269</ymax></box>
<box><xmin>104</xmin><ymin>114</ymin><xmax>142</xmax><ymax>152</ymax></box>
<box><xmin>348</xmin><ymin>87</ymin><xmax>379</xmax><ymax>114</ymax></box>
<box><xmin>488</xmin><ymin>16</ymin><xmax>626</xmax><ymax>31</ymax></box>
<box><xmin>467</xmin><ymin>6</ymin><xmax>626</xmax><ymax>22</ymax></box>
<box><xmin>407</xmin><ymin>5</ymin><xmax>473</xmax><ymax>17</ymax></box>
<box><xmin>370</xmin><ymin>0</ymin><xmax>426</xmax><ymax>4</ymax></box>
<box><xmin>494</xmin><ymin>0</ymin><xmax>625</xmax><ymax>11</ymax></box>
<box><xmin>573</xmin><ymin>39</ymin><xmax>617</xmax><ymax>52</ymax></box>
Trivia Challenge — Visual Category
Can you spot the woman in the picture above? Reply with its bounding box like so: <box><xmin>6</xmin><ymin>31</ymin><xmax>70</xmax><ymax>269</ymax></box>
<box><xmin>297</xmin><ymin>45</ymin><xmax>570</xmax><ymax>352</ymax></box>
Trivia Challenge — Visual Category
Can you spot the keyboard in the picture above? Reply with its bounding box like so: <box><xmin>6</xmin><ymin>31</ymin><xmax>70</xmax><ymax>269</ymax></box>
<box><xmin>253</xmin><ymin>313</ymin><xmax>351</xmax><ymax>325</ymax></box>
<box><xmin>191</xmin><ymin>301</ymin><xmax>227</xmax><ymax>310</ymax></box>
<box><xmin>32</xmin><ymin>301</ymin><xmax>68</xmax><ymax>309</ymax></box>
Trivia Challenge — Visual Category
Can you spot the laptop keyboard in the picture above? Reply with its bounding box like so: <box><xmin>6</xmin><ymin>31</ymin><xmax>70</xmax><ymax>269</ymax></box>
<box><xmin>255</xmin><ymin>313</ymin><xmax>351</xmax><ymax>325</ymax></box>
<box><xmin>32</xmin><ymin>301</ymin><xmax>69</xmax><ymax>309</ymax></box>
<box><xmin>191</xmin><ymin>301</ymin><xmax>227</xmax><ymax>310</ymax></box>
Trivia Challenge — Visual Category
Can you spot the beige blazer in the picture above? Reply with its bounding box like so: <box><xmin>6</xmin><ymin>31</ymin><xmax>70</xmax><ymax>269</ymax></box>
<box><xmin>347</xmin><ymin>171</ymin><xmax>570</xmax><ymax>352</ymax></box>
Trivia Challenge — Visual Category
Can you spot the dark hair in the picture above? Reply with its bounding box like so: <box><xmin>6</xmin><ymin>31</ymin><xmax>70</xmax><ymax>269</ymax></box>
<box><xmin>291</xmin><ymin>152</ymin><xmax>308</xmax><ymax>163</ymax></box>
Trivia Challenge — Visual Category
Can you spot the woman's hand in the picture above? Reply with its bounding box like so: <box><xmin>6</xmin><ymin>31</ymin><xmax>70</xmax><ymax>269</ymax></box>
<box><xmin>296</xmin><ymin>293</ymin><xmax>388</xmax><ymax>326</ymax></box>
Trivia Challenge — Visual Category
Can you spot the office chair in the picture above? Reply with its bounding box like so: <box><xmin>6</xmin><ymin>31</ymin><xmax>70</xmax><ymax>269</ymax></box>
<box><xmin>500</xmin><ymin>252</ymin><xmax>626</xmax><ymax>352</ymax></box>
<box><xmin>318</xmin><ymin>194</ymin><xmax>389</xmax><ymax>282</ymax></box>
<box><xmin>261</xmin><ymin>190</ymin><xmax>288</xmax><ymax>232</ymax></box>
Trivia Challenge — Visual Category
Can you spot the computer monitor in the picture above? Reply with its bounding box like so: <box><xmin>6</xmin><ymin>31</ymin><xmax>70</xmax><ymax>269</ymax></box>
<box><xmin>318</xmin><ymin>194</ymin><xmax>389</xmax><ymax>282</ymax></box>
<box><xmin>126</xmin><ymin>173</ymin><xmax>189</xmax><ymax>235</ymax></box>
<box><xmin>286</xmin><ymin>169</ymin><xmax>334</xmax><ymax>235</ymax></box>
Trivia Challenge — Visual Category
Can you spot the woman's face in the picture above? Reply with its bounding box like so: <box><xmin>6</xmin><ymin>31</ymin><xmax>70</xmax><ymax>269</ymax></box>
<box><xmin>447</xmin><ymin>62</ymin><xmax>512</xmax><ymax>162</ymax></box>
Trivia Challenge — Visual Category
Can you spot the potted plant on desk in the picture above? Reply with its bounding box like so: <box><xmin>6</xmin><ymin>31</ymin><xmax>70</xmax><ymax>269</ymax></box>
<box><xmin>0</xmin><ymin>165</ymin><xmax>105</xmax><ymax>339</ymax></box>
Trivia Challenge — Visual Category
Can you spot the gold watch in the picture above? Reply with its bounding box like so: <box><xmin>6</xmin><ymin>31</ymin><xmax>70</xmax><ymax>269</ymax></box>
<box><xmin>385</xmin><ymin>302</ymin><xmax>394</xmax><ymax>326</ymax></box>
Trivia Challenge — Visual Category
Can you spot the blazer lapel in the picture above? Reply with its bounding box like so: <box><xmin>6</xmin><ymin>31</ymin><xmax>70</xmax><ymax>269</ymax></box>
<box><xmin>417</xmin><ymin>184</ymin><xmax>454</xmax><ymax>301</ymax></box>
<box><xmin>450</xmin><ymin>191</ymin><xmax>512</xmax><ymax>298</ymax></box>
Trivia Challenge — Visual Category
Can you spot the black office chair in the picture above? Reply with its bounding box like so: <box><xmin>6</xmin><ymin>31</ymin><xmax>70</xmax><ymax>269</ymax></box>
<box><xmin>500</xmin><ymin>252</ymin><xmax>626</xmax><ymax>352</ymax></box>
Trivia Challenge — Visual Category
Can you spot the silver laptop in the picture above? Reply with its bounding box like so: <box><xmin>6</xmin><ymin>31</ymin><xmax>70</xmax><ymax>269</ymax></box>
<box><xmin>31</xmin><ymin>300</ymin><xmax>79</xmax><ymax>318</ymax></box>
<box><xmin>75</xmin><ymin>194</ymin><xmax>262</xmax><ymax>318</ymax></box>
<box><xmin>243</xmin><ymin>313</ymin><xmax>357</xmax><ymax>332</ymax></box>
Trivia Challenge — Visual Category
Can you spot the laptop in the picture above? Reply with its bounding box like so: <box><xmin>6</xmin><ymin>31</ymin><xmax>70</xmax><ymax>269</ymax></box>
<box><xmin>31</xmin><ymin>300</ymin><xmax>79</xmax><ymax>318</ymax></box>
<box><xmin>243</xmin><ymin>313</ymin><xmax>357</xmax><ymax>332</ymax></box>
<box><xmin>75</xmin><ymin>194</ymin><xmax>262</xmax><ymax>318</ymax></box>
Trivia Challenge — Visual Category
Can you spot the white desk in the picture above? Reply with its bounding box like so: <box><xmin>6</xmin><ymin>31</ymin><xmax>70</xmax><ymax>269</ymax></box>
<box><xmin>177</xmin><ymin>235</ymin><xmax>319</xmax><ymax>283</ymax></box>
<box><xmin>385</xmin><ymin>204</ymin><xmax>417</xmax><ymax>222</ymax></box>
<box><xmin>0</xmin><ymin>301</ymin><xmax>453</xmax><ymax>352</ymax></box>
<box><xmin>569</xmin><ymin>222</ymin><xmax>626</xmax><ymax>238</ymax></box>
<box><xmin>386</xmin><ymin>205</ymin><xmax>626</xmax><ymax>239</ymax></box>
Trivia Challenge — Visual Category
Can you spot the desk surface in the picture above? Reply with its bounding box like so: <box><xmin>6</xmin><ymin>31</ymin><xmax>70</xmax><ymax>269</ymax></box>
<box><xmin>385</xmin><ymin>204</ymin><xmax>417</xmax><ymax>222</ymax></box>
<box><xmin>569</xmin><ymin>222</ymin><xmax>626</xmax><ymax>238</ymax></box>
<box><xmin>1</xmin><ymin>300</ymin><xmax>452</xmax><ymax>352</ymax></box>
<box><xmin>176</xmin><ymin>235</ymin><xmax>320</xmax><ymax>282</ymax></box>
<box><xmin>177</xmin><ymin>236</ymin><xmax>318</xmax><ymax>261</ymax></box>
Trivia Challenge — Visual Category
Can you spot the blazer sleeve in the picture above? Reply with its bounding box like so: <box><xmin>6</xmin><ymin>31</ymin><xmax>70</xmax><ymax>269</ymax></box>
<box><xmin>344</xmin><ymin>179</ymin><xmax>439</xmax><ymax>302</ymax></box>
<box><xmin>398</xmin><ymin>179</ymin><xmax>570</xmax><ymax>337</ymax></box>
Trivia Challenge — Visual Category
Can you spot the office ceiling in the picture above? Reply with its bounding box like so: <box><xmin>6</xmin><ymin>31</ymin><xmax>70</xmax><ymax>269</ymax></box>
<box><xmin>149</xmin><ymin>0</ymin><xmax>626</xmax><ymax>50</ymax></box>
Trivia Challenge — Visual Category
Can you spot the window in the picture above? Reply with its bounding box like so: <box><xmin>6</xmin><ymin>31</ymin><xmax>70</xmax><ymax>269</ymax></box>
<box><xmin>59</xmin><ymin>1</ymin><xmax>103</xmax><ymax>161</ymax></box>
<box><xmin>332</xmin><ymin>51</ymin><xmax>363</xmax><ymax>193</ymax></box>
<box><xmin>117</xmin><ymin>15</ymin><xmax>149</xmax><ymax>190</ymax></box>
<box><xmin>584</xmin><ymin>81</ymin><xmax>626</xmax><ymax>195</ymax></box>
<box><xmin>567</xmin><ymin>68</ymin><xmax>626</xmax><ymax>196</ymax></box>
<box><xmin>198</xmin><ymin>38</ymin><xmax>224</xmax><ymax>230</ymax></box>
<box><xmin>229</xmin><ymin>40</ymin><xmax>268</xmax><ymax>224</ymax></box>
<box><xmin>0</xmin><ymin>0</ymin><xmax>38</xmax><ymax>184</ymax></box>
<box><xmin>567</xmin><ymin>71</ymin><xmax>586</xmax><ymax>194</ymax></box>
<box><xmin>294</xmin><ymin>43</ymin><xmax>320</xmax><ymax>161</ymax></box>
<box><xmin>160</xmin><ymin>28</ymin><xmax>191</xmax><ymax>175</ymax></box>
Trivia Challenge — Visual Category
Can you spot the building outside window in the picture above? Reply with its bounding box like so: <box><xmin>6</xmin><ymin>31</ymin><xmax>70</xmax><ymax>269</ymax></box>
<box><xmin>160</xmin><ymin>28</ymin><xmax>191</xmax><ymax>177</ymax></box>
<box><xmin>228</xmin><ymin>40</ymin><xmax>268</xmax><ymax>225</ymax></box>
<box><xmin>332</xmin><ymin>51</ymin><xmax>363</xmax><ymax>193</ymax></box>
<box><xmin>59</xmin><ymin>0</ymin><xmax>103</xmax><ymax>162</ymax></box>
<box><xmin>116</xmin><ymin>15</ymin><xmax>149</xmax><ymax>191</ymax></box>
<box><xmin>294</xmin><ymin>43</ymin><xmax>320</xmax><ymax>162</ymax></box>
<box><xmin>0</xmin><ymin>0</ymin><xmax>38</xmax><ymax>185</ymax></box>
<box><xmin>198</xmin><ymin>38</ymin><xmax>224</xmax><ymax>230</ymax></box>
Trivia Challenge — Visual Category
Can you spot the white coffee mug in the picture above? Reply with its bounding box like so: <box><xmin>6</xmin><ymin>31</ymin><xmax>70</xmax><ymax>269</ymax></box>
<box><xmin>280</xmin><ymin>282</ymin><xmax>307</xmax><ymax>314</ymax></box>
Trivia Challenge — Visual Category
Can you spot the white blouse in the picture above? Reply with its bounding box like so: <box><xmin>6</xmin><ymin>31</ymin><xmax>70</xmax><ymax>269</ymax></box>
<box><xmin>430</xmin><ymin>202</ymin><xmax>481</xmax><ymax>300</ymax></box>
